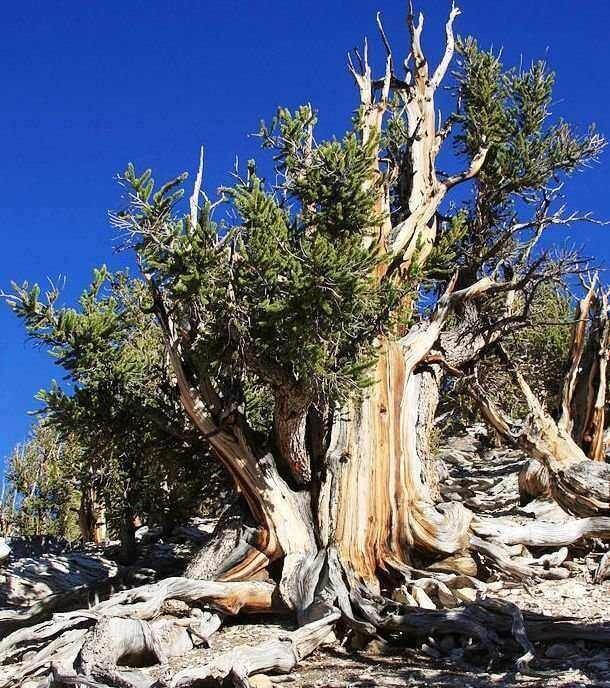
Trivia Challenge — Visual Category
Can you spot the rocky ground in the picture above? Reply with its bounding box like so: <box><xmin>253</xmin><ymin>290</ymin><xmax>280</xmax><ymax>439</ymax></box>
<box><xmin>159</xmin><ymin>430</ymin><xmax>610</xmax><ymax>688</ymax></box>
<box><xmin>4</xmin><ymin>430</ymin><xmax>610</xmax><ymax>687</ymax></box>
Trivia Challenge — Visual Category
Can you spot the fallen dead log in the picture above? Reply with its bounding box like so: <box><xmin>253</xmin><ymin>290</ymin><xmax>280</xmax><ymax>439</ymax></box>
<box><xmin>552</xmin><ymin>460</ymin><xmax>610</xmax><ymax>517</ymax></box>
<box><xmin>1</xmin><ymin>551</ymin><xmax>120</xmax><ymax>609</ymax></box>
<box><xmin>93</xmin><ymin>577</ymin><xmax>278</xmax><ymax>618</ymax></box>
<box><xmin>473</xmin><ymin>516</ymin><xmax>610</xmax><ymax>547</ymax></box>
<box><xmin>0</xmin><ymin>550</ymin><xmax>123</xmax><ymax>637</ymax></box>
<box><xmin>469</xmin><ymin>536</ymin><xmax>567</xmax><ymax>580</ymax></box>
<box><xmin>0</xmin><ymin>585</ymin><xmax>102</xmax><ymax>638</ymax></box>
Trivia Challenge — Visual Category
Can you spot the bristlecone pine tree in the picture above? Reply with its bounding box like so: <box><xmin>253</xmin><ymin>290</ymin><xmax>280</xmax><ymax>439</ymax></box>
<box><xmin>3</xmin><ymin>4</ymin><xmax>610</xmax><ymax>687</ymax></box>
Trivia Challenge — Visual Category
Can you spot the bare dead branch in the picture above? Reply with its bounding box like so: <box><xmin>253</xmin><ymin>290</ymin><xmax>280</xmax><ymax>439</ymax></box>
<box><xmin>431</xmin><ymin>2</ymin><xmax>461</xmax><ymax>90</ymax></box>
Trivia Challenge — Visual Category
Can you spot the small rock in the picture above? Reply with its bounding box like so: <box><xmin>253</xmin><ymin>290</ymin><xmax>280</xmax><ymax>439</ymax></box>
<box><xmin>321</xmin><ymin>630</ymin><xmax>338</xmax><ymax>647</ymax></box>
<box><xmin>393</xmin><ymin>586</ymin><xmax>417</xmax><ymax>606</ymax></box>
<box><xmin>421</xmin><ymin>642</ymin><xmax>441</xmax><ymax>659</ymax></box>
<box><xmin>428</xmin><ymin>553</ymin><xmax>478</xmax><ymax>577</ymax></box>
<box><xmin>453</xmin><ymin>587</ymin><xmax>477</xmax><ymax>603</ymax></box>
<box><xmin>412</xmin><ymin>586</ymin><xmax>436</xmax><ymax>609</ymax></box>
<box><xmin>365</xmin><ymin>638</ymin><xmax>388</xmax><ymax>656</ymax></box>
<box><xmin>437</xmin><ymin>586</ymin><xmax>458</xmax><ymax>608</ymax></box>
<box><xmin>559</xmin><ymin>581</ymin><xmax>587</xmax><ymax>599</ymax></box>
<box><xmin>545</xmin><ymin>643</ymin><xmax>575</xmax><ymax>659</ymax></box>
<box><xmin>250</xmin><ymin>675</ymin><xmax>274</xmax><ymax>688</ymax></box>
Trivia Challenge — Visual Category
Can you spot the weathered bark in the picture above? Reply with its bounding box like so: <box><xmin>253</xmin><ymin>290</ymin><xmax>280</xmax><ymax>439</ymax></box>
<box><xmin>319</xmin><ymin>339</ymin><xmax>472</xmax><ymax>588</ymax></box>
<box><xmin>92</xmin><ymin>577</ymin><xmax>278</xmax><ymax>618</ymax></box>
<box><xmin>415</xmin><ymin>366</ymin><xmax>444</xmax><ymax>501</ymax></box>
<box><xmin>184</xmin><ymin>500</ymin><xmax>259</xmax><ymax>581</ymax></box>
<box><xmin>79</xmin><ymin>485</ymin><xmax>106</xmax><ymax>544</ymax></box>
<box><xmin>473</xmin><ymin>514</ymin><xmax>610</xmax><ymax>547</ymax></box>
<box><xmin>578</xmin><ymin>291</ymin><xmax>610</xmax><ymax>460</ymax></box>
<box><xmin>78</xmin><ymin>617</ymin><xmax>167</xmax><ymax>684</ymax></box>
<box><xmin>273</xmin><ymin>385</ymin><xmax>313</xmax><ymax>486</ymax></box>
<box><xmin>272</xmin><ymin>6</ymin><xmax>480</xmax><ymax>586</ymax></box>
<box><xmin>154</xmin><ymin>298</ymin><xmax>317</xmax><ymax>587</ymax></box>
<box><xmin>558</xmin><ymin>277</ymin><xmax>598</xmax><ymax>438</ymax></box>
<box><xmin>518</xmin><ymin>459</ymin><xmax>551</xmax><ymax>505</ymax></box>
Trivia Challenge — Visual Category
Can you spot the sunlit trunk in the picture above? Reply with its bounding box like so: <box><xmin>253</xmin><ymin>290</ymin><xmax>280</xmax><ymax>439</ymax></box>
<box><xmin>317</xmin><ymin>338</ymin><xmax>469</xmax><ymax>588</ymax></box>
<box><xmin>78</xmin><ymin>485</ymin><xmax>107</xmax><ymax>544</ymax></box>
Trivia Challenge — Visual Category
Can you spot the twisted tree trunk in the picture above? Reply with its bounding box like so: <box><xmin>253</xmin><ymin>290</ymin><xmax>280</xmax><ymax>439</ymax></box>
<box><xmin>318</xmin><ymin>339</ymin><xmax>470</xmax><ymax>589</ymax></box>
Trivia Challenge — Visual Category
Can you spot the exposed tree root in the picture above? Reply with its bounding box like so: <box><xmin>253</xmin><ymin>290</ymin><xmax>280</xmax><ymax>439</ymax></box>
<box><xmin>0</xmin><ymin>577</ymin><xmax>278</xmax><ymax>688</ymax></box>
<box><xmin>167</xmin><ymin>612</ymin><xmax>340</xmax><ymax>688</ymax></box>
<box><xmin>7</xmin><ymin>548</ymin><xmax>610</xmax><ymax>688</ymax></box>
<box><xmin>474</xmin><ymin>515</ymin><xmax>610</xmax><ymax>548</ymax></box>
<box><xmin>1</xmin><ymin>619</ymin><xmax>90</xmax><ymax>688</ymax></box>
<box><xmin>0</xmin><ymin>584</ymin><xmax>101</xmax><ymax>638</ymax></box>
<box><xmin>77</xmin><ymin>617</ymin><xmax>168</xmax><ymax>688</ymax></box>
<box><xmin>91</xmin><ymin>577</ymin><xmax>278</xmax><ymax>619</ymax></box>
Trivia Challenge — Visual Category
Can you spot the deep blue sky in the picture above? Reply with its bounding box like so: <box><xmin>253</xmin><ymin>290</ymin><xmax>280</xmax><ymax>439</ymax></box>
<box><xmin>1</xmin><ymin>0</ymin><xmax>609</xmax><ymax>471</ymax></box>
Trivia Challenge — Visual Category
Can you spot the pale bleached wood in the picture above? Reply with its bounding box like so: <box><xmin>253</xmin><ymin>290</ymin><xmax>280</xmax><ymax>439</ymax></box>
<box><xmin>558</xmin><ymin>276</ymin><xmax>598</xmax><ymax>435</ymax></box>
<box><xmin>170</xmin><ymin>613</ymin><xmax>340</xmax><ymax>688</ymax></box>
<box><xmin>93</xmin><ymin>577</ymin><xmax>277</xmax><ymax>619</ymax></box>
<box><xmin>473</xmin><ymin>515</ymin><xmax>610</xmax><ymax>547</ymax></box>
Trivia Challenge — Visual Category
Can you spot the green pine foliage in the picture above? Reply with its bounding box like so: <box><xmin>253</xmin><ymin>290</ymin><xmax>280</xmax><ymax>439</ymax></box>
<box><xmin>6</xmin><ymin>270</ymin><xmax>215</xmax><ymax>538</ymax></box>
<box><xmin>453</xmin><ymin>38</ymin><xmax>603</xmax><ymax>269</ymax></box>
<box><xmin>112</xmin><ymin>36</ymin><xmax>604</xmax><ymax>449</ymax></box>
<box><xmin>119</xmin><ymin>111</ymin><xmax>403</xmax><ymax>418</ymax></box>
<box><xmin>3</xmin><ymin>421</ymin><xmax>81</xmax><ymax>540</ymax></box>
